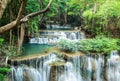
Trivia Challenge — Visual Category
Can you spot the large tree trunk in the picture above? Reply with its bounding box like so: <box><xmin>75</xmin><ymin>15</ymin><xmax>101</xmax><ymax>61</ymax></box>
<box><xmin>0</xmin><ymin>0</ymin><xmax>11</xmax><ymax>19</ymax></box>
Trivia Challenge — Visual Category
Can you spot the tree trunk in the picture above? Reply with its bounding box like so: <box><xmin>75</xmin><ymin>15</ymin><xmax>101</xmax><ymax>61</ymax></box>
<box><xmin>9</xmin><ymin>30</ymin><xmax>12</xmax><ymax>45</ymax></box>
<box><xmin>9</xmin><ymin>5</ymin><xmax>14</xmax><ymax>45</ymax></box>
<box><xmin>0</xmin><ymin>0</ymin><xmax>11</xmax><ymax>19</ymax></box>
<box><xmin>0</xmin><ymin>0</ymin><xmax>26</xmax><ymax>34</ymax></box>
<box><xmin>18</xmin><ymin>23</ymin><xmax>25</xmax><ymax>53</ymax></box>
<box><xmin>0</xmin><ymin>0</ymin><xmax>52</xmax><ymax>34</ymax></box>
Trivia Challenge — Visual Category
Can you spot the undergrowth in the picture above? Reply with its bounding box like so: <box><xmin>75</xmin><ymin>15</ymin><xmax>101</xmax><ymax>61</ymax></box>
<box><xmin>58</xmin><ymin>36</ymin><xmax>120</xmax><ymax>55</ymax></box>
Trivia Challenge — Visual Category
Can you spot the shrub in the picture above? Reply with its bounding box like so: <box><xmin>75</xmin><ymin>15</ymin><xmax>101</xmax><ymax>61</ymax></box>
<box><xmin>0</xmin><ymin>67</ymin><xmax>10</xmax><ymax>81</ymax></box>
<box><xmin>80</xmin><ymin>36</ymin><xmax>120</xmax><ymax>54</ymax></box>
<box><xmin>0</xmin><ymin>74</ymin><xmax>5</xmax><ymax>81</ymax></box>
<box><xmin>0</xmin><ymin>45</ymin><xmax>18</xmax><ymax>57</ymax></box>
<box><xmin>57</xmin><ymin>36</ymin><xmax>120</xmax><ymax>55</ymax></box>
<box><xmin>0</xmin><ymin>68</ymin><xmax>10</xmax><ymax>74</ymax></box>
<box><xmin>0</xmin><ymin>38</ymin><xmax>4</xmax><ymax>46</ymax></box>
<box><xmin>57</xmin><ymin>39</ymin><xmax>78</xmax><ymax>52</ymax></box>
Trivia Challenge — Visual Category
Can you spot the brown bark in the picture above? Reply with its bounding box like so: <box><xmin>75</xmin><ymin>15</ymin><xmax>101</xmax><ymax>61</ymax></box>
<box><xmin>9</xmin><ymin>5</ymin><xmax>14</xmax><ymax>45</ymax></box>
<box><xmin>0</xmin><ymin>0</ymin><xmax>11</xmax><ymax>19</ymax></box>
<box><xmin>21</xmin><ymin>0</ymin><xmax>52</xmax><ymax>22</ymax></box>
<box><xmin>0</xmin><ymin>21</ymin><xmax>17</xmax><ymax>33</ymax></box>
<box><xmin>39</xmin><ymin>0</ymin><xmax>43</xmax><ymax>8</ymax></box>
<box><xmin>0</xmin><ymin>0</ymin><xmax>26</xmax><ymax>34</ymax></box>
<box><xmin>18</xmin><ymin>23</ymin><xmax>25</xmax><ymax>53</ymax></box>
<box><xmin>9</xmin><ymin>30</ymin><xmax>12</xmax><ymax>45</ymax></box>
<box><xmin>0</xmin><ymin>0</ymin><xmax>53</xmax><ymax>35</ymax></box>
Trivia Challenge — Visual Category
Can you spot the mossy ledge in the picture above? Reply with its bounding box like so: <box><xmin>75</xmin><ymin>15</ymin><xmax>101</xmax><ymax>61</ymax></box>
<box><xmin>8</xmin><ymin>46</ymin><xmax>120</xmax><ymax>66</ymax></box>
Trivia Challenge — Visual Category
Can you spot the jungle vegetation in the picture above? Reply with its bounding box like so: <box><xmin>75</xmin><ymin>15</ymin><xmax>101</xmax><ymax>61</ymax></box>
<box><xmin>0</xmin><ymin>0</ymin><xmax>120</xmax><ymax>59</ymax></box>
<box><xmin>0</xmin><ymin>0</ymin><xmax>120</xmax><ymax>53</ymax></box>
<box><xmin>0</xmin><ymin>0</ymin><xmax>120</xmax><ymax>79</ymax></box>
<box><xmin>58</xmin><ymin>36</ymin><xmax>120</xmax><ymax>55</ymax></box>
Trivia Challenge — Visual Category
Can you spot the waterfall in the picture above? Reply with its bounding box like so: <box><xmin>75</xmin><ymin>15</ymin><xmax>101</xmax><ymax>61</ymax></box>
<box><xmin>59</xmin><ymin>32</ymin><xmax>67</xmax><ymax>39</ymax></box>
<box><xmin>11</xmin><ymin>51</ymin><xmax>120</xmax><ymax>81</ymax></box>
<box><xmin>94</xmin><ymin>55</ymin><xmax>104</xmax><ymax>81</ymax></box>
<box><xmin>87</xmin><ymin>57</ymin><xmax>92</xmax><ymax>81</ymax></box>
<box><xmin>58</xmin><ymin>56</ymin><xmax>83</xmax><ymax>81</ymax></box>
<box><xmin>69</xmin><ymin>33</ymin><xmax>77</xmax><ymax>40</ymax></box>
<box><xmin>58</xmin><ymin>62</ymin><xmax>81</xmax><ymax>81</ymax></box>
<box><xmin>106</xmin><ymin>51</ymin><xmax>120</xmax><ymax>81</ymax></box>
<box><xmin>11</xmin><ymin>53</ymin><xmax>60</xmax><ymax>81</ymax></box>
<box><xmin>29</xmin><ymin>31</ymin><xmax>85</xmax><ymax>44</ymax></box>
<box><xmin>46</xmin><ymin>24</ymin><xmax>72</xmax><ymax>29</ymax></box>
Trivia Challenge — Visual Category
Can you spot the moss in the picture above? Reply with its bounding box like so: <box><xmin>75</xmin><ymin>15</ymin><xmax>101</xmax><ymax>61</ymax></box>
<box><xmin>49</xmin><ymin>61</ymin><xmax>66</xmax><ymax>66</ymax></box>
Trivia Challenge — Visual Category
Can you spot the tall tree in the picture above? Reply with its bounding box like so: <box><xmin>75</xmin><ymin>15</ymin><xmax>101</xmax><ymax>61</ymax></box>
<box><xmin>0</xmin><ymin>0</ymin><xmax>11</xmax><ymax>19</ymax></box>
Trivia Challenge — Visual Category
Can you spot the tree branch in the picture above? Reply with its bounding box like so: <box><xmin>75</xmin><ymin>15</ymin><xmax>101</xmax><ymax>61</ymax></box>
<box><xmin>0</xmin><ymin>0</ymin><xmax>52</xmax><ymax>34</ymax></box>
<box><xmin>0</xmin><ymin>0</ymin><xmax>11</xmax><ymax>19</ymax></box>
<box><xmin>0</xmin><ymin>0</ymin><xmax>26</xmax><ymax>34</ymax></box>
<box><xmin>21</xmin><ymin>0</ymin><xmax>52</xmax><ymax>22</ymax></box>
<box><xmin>16</xmin><ymin>0</ymin><xmax>27</xmax><ymax>23</ymax></box>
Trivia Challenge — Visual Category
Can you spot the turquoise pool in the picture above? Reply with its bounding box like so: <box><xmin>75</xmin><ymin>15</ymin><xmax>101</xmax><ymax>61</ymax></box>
<box><xmin>22</xmin><ymin>43</ymin><xmax>53</xmax><ymax>55</ymax></box>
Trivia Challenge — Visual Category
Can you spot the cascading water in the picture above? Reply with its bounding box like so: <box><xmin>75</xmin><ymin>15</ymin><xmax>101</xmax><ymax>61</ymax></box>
<box><xmin>58</xmin><ymin>56</ymin><xmax>83</xmax><ymax>81</ymax></box>
<box><xmin>68</xmin><ymin>55</ymin><xmax>104</xmax><ymax>81</ymax></box>
<box><xmin>94</xmin><ymin>55</ymin><xmax>104</xmax><ymax>81</ymax></box>
<box><xmin>10</xmin><ymin>25</ymin><xmax>120</xmax><ymax>81</ymax></box>
<box><xmin>58</xmin><ymin>62</ymin><xmax>81</xmax><ymax>81</ymax></box>
<box><xmin>69</xmin><ymin>32</ymin><xmax>77</xmax><ymax>40</ymax></box>
<box><xmin>29</xmin><ymin>30</ymin><xmax>85</xmax><ymax>44</ymax></box>
<box><xmin>11</xmin><ymin>51</ymin><xmax>120</xmax><ymax>81</ymax></box>
<box><xmin>30</xmin><ymin>31</ymin><xmax>85</xmax><ymax>44</ymax></box>
<box><xmin>106</xmin><ymin>51</ymin><xmax>120</xmax><ymax>81</ymax></box>
<box><xmin>11</xmin><ymin>53</ymin><xmax>61</xmax><ymax>81</ymax></box>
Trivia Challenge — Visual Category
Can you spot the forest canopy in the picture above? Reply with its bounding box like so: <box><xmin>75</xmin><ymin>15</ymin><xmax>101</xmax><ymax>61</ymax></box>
<box><xmin>1</xmin><ymin>0</ymin><xmax>120</xmax><ymax>37</ymax></box>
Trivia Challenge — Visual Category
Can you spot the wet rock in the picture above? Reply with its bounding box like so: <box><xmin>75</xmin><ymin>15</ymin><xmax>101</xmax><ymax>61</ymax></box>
<box><xmin>50</xmin><ymin>65</ymin><xmax>64</xmax><ymax>81</ymax></box>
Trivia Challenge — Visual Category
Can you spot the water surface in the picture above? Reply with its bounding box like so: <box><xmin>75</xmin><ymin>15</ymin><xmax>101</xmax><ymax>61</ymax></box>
<box><xmin>22</xmin><ymin>43</ymin><xmax>53</xmax><ymax>56</ymax></box>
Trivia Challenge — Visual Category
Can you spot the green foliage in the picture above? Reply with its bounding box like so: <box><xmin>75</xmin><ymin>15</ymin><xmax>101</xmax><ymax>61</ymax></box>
<box><xmin>96</xmin><ymin>1</ymin><xmax>120</xmax><ymax>18</ymax></box>
<box><xmin>58</xmin><ymin>39</ymin><xmax>78</xmax><ymax>52</ymax></box>
<box><xmin>44</xmin><ymin>47</ymin><xmax>51</xmax><ymax>53</ymax></box>
<box><xmin>83</xmin><ymin>9</ymin><xmax>93</xmax><ymax>21</ymax></box>
<box><xmin>117</xmin><ymin>39</ymin><xmax>120</xmax><ymax>46</ymax></box>
<box><xmin>0</xmin><ymin>74</ymin><xmax>5</xmax><ymax>81</ymax></box>
<box><xmin>0</xmin><ymin>68</ymin><xmax>10</xmax><ymax>74</ymax></box>
<box><xmin>57</xmin><ymin>36</ymin><xmax>120</xmax><ymax>55</ymax></box>
<box><xmin>80</xmin><ymin>36</ymin><xmax>120</xmax><ymax>54</ymax></box>
<box><xmin>82</xmin><ymin>0</ymin><xmax>120</xmax><ymax>36</ymax></box>
<box><xmin>26</xmin><ymin>0</ymin><xmax>40</xmax><ymax>13</ymax></box>
<box><xmin>47</xmin><ymin>0</ymin><xmax>120</xmax><ymax>36</ymax></box>
<box><xmin>0</xmin><ymin>67</ymin><xmax>10</xmax><ymax>81</ymax></box>
<box><xmin>29</xmin><ymin>17</ymin><xmax>39</xmax><ymax>34</ymax></box>
<box><xmin>26</xmin><ymin>0</ymin><xmax>40</xmax><ymax>34</ymax></box>
<box><xmin>0</xmin><ymin>44</ymin><xmax>18</xmax><ymax>57</ymax></box>
<box><xmin>0</xmin><ymin>38</ymin><xmax>4</xmax><ymax>46</ymax></box>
